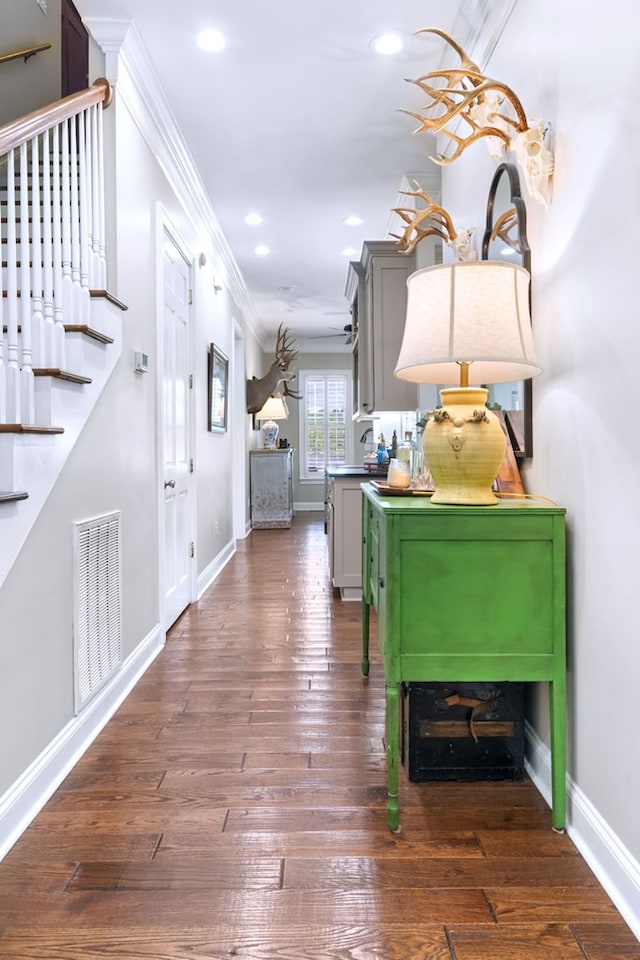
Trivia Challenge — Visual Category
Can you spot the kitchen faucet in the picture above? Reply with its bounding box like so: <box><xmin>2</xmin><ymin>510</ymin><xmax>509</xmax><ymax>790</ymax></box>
<box><xmin>359</xmin><ymin>427</ymin><xmax>373</xmax><ymax>444</ymax></box>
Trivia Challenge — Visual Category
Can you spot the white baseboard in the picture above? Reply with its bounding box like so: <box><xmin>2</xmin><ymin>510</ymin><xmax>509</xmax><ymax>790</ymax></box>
<box><xmin>0</xmin><ymin>624</ymin><xmax>164</xmax><ymax>861</ymax></box>
<box><xmin>525</xmin><ymin>721</ymin><xmax>640</xmax><ymax>940</ymax></box>
<box><xmin>197</xmin><ymin>538</ymin><xmax>236</xmax><ymax>600</ymax></box>
<box><xmin>294</xmin><ymin>502</ymin><xmax>324</xmax><ymax>512</ymax></box>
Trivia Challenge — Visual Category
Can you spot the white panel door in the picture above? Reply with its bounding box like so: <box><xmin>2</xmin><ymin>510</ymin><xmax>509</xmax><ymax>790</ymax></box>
<box><xmin>162</xmin><ymin>232</ymin><xmax>191</xmax><ymax>627</ymax></box>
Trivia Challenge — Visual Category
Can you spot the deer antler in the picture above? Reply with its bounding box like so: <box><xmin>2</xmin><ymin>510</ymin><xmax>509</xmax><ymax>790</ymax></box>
<box><xmin>282</xmin><ymin>378</ymin><xmax>303</xmax><ymax>401</ymax></box>
<box><xmin>391</xmin><ymin>188</ymin><xmax>477</xmax><ymax>261</ymax></box>
<box><xmin>275</xmin><ymin>323</ymin><xmax>298</xmax><ymax>368</ymax></box>
<box><xmin>390</xmin><ymin>188</ymin><xmax>458</xmax><ymax>254</ymax></box>
<box><xmin>491</xmin><ymin>207</ymin><xmax>520</xmax><ymax>254</ymax></box>
<box><xmin>402</xmin><ymin>29</ymin><xmax>528</xmax><ymax>165</ymax></box>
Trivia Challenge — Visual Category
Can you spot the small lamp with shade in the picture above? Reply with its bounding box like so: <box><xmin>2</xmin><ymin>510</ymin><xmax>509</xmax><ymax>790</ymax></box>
<box><xmin>255</xmin><ymin>395</ymin><xmax>289</xmax><ymax>449</ymax></box>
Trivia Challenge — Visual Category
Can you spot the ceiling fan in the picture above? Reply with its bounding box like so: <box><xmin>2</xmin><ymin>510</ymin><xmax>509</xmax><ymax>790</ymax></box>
<box><xmin>311</xmin><ymin>323</ymin><xmax>354</xmax><ymax>345</ymax></box>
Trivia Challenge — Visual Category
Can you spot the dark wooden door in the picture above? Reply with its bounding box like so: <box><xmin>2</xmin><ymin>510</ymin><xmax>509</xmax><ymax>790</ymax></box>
<box><xmin>61</xmin><ymin>0</ymin><xmax>88</xmax><ymax>96</ymax></box>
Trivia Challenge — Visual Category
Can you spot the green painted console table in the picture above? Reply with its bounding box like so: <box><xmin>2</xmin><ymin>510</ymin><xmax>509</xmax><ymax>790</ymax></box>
<box><xmin>361</xmin><ymin>483</ymin><xmax>567</xmax><ymax>832</ymax></box>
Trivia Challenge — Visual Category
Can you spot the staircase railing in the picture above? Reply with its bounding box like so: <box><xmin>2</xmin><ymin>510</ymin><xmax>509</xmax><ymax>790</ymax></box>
<box><xmin>0</xmin><ymin>79</ymin><xmax>112</xmax><ymax>424</ymax></box>
<box><xmin>0</xmin><ymin>42</ymin><xmax>52</xmax><ymax>66</ymax></box>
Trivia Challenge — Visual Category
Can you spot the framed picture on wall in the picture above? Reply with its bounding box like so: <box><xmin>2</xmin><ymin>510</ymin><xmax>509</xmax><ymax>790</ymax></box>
<box><xmin>208</xmin><ymin>343</ymin><xmax>228</xmax><ymax>432</ymax></box>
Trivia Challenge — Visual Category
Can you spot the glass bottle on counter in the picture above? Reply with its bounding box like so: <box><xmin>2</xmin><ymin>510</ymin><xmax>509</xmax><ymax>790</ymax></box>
<box><xmin>397</xmin><ymin>430</ymin><xmax>416</xmax><ymax>480</ymax></box>
<box><xmin>376</xmin><ymin>434</ymin><xmax>389</xmax><ymax>466</ymax></box>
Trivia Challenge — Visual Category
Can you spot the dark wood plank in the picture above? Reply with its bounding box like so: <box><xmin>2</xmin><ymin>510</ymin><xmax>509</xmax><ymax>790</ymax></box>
<box><xmin>0</xmin><ymin>513</ymin><xmax>635</xmax><ymax>959</ymax></box>
<box><xmin>448</xmin><ymin>923</ymin><xmax>585</xmax><ymax>959</ymax></box>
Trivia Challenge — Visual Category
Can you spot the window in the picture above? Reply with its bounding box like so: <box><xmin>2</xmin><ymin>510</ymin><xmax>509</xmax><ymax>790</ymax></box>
<box><xmin>298</xmin><ymin>370</ymin><xmax>352</xmax><ymax>479</ymax></box>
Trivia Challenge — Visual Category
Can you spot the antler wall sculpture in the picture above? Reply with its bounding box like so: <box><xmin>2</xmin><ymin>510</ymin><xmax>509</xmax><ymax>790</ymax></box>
<box><xmin>402</xmin><ymin>29</ymin><xmax>553</xmax><ymax>208</ymax></box>
<box><xmin>246</xmin><ymin>324</ymin><xmax>302</xmax><ymax>414</ymax></box>
<box><xmin>391</xmin><ymin>186</ymin><xmax>477</xmax><ymax>260</ymax></box>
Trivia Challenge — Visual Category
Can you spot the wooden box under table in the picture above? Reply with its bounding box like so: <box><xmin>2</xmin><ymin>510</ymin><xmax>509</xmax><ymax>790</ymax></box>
<box><xmin>401</xmin><ymin>681</ymin><xmax>525</xmax><ymax>782</ymax></box>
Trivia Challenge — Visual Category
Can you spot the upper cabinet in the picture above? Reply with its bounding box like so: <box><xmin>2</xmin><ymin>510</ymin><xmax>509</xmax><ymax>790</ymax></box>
<box><xmin>346</xmin><ymin>241</ymin><xmax>417</xmax><ymax>419</ymax></box>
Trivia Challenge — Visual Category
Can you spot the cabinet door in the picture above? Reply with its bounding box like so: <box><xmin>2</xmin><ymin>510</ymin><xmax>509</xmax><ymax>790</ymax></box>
<box><xmin>359</xmin><ymin>241</ymin><xmax>418</xmax><ymax>415</ymax></box>
<box><xmin>346</xmin><ymin>260</ymin><xmax>371</xmax><ymax>418</ymax></box>
<box><xmin>332</xmin><ymin>481</ymin><xmax>363</xmax><ymax>590</ymax></box>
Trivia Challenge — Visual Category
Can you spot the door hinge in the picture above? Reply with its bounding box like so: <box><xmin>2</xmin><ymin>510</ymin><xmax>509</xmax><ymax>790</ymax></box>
<box><xmin>189</xmin><ymin>373</ymin><xmax>193</xmax><ymax>389</ymax></box>
<box><xmin>189</xmin><ymin>457</ymin><xmax>194</xmax><ymax>473</ymax></box>
<box><xmin>188</xmin><ymin>289</ymin><xmax>193</xmax><ymax>305</ymax></box>
<box><xmin>189</xmin><ymin>541</ymin><xmax>195</xmax><ymax>558</ymax></box>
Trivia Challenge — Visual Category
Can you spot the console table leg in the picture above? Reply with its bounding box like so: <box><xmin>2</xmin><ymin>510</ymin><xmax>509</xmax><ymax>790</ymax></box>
<box><xmin>550</xmin><ymin>675</ymin><xmax>567</xmax><ymax>830</ymax></box>
<box><xmin>362</xmin><ymin>600</ymin><xmax>370</xmax><ymax>677</ymax></box>
<box><xmin>385</xmin><ymin>681</ymin><xmax>400</xmax><ymax>831</ymax></box>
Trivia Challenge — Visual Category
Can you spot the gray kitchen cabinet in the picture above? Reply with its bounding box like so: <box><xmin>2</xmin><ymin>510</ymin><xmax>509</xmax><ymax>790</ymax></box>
<box><xmin>346</xmin><ymin>241</ymin><xmax>418</xmax><ymax>418</ymax></box>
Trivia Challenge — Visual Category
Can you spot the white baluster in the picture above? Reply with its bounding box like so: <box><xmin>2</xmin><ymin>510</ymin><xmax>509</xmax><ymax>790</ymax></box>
<box><xmin>69</xmin><ymin>114</ymin><xmax>82</xmax><ymax>322</ymax></box>
<box><xmin>61</xmin><ymin>117</ymin><xmax>74</xmax><ymax>321</ymax></box>
<box><xmin>77</xmin><ymin>109</ymin><xmax>90</xmax><ymax>325</ymax></box>
<box><xmin>5</xmin><ymin>150</ymin><xmax>21</xmax><ymax>423</ymax></box>
<box><xmin>41</xmin><ymin>129</ymin><xmax>60</xmax><ymax>368</ymax></box>
<box><xmin>97</xmin><ymin>100</ymin><xmax>107</xmax><ymax>288</ymax></box>
<box><xmin>30</xmin><ymin>135</ymin><xmax>46</xmax><ymax>369</ymax></box>
<box><xmin>51</xmin><ymin>123</ymin><xmax>66</xmax><ymax>365</ymax></box>
<box><xmin>19</xmin><ymin>142</ymin><xmax>34</xmax><ymax>424</ymax></box>
<box><xmin>86</xmin><ymin>104</ymin><xmax>97</xmax><ymax>288</ymax></box>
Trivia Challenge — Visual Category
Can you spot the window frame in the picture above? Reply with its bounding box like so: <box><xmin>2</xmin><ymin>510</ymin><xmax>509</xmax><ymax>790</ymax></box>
<box><xmin>297</xmin><ymin>369</ymin><xmax>353</xmax><ymax>481</ymax></box>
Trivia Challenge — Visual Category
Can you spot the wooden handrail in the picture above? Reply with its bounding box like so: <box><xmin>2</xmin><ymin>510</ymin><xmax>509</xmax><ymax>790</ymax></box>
<box><xmin>0</xmin><ymin>42</ymin><xmax>52</xmax><ymax>66</ymax></box>
<box><xmin>0</xmin><ymin>78</ymin><xmax>112</xmax><ymax>156</ymax></box>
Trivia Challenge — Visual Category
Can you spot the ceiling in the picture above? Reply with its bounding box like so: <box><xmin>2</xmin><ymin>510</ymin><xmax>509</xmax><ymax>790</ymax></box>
<box><xmin>78</xmin><ymin>0</ymin><xmax>515</xmax><ymax>351</ymax></box>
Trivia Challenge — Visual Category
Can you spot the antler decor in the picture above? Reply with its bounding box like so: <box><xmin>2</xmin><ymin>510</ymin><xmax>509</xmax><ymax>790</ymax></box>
<box><xmin>491</xmin><ymin>206</ymin><xmax>521</xmax><ymax>255</ymax></box>
<box><xmin>391</xmin><ymin>187</ymin><xmax>477</xmax><ymax>261</ymax></box>
<box><xmin>246</xmin><ymin>324</ymin><xmax>302</xmax><ymax>414</ymax></box>
<box><xmin>402</xmin><ymin>29</ymin><xmax>553</xmax><ymax>207</ymax></box>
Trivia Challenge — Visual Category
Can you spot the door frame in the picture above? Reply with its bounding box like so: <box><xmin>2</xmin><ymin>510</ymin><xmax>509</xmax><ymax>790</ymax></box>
<box><xmin>232</xmin><ymin>318</ymin><xmax>248</xmax><ymax>540</ymax></box>
<box><xmin>155</xmin><ymin>204</ymin><xmax>196</xmax><ymax>634</ymax></box>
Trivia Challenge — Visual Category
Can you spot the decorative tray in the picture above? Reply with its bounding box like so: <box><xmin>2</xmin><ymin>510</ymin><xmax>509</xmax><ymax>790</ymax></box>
<box><xmin>370</xmin><ymin>480</ymin><xmax>434</xmax><ymax>497</ymax></box>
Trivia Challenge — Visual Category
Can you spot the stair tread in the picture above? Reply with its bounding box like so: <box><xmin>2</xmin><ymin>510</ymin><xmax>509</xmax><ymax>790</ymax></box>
<box><xmin>33</xmin><ymin>368</ymin><xmax>92</xmax><ymax>384</ymax></box>
<box><xmin>63</xmin><ymin>324</ymin><xmax>114</xmax><ymax>344</ymax></box>
<box><xmin>90</xmin><ymin>289</ymin><xmax>128</xmax><ymax>311</ymax></box>
<box><xmin>0</xmin><ymin>424</ymin><xmax>64</xmax><ymax>434</ymax></box>
<box><xmin>0</xmin><ymin>490</ymin><xmax>29</xmax><ymax>503</ymax></box>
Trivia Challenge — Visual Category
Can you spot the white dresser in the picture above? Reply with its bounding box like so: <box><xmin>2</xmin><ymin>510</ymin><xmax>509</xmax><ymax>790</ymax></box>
<box><xmin>250</xmin><ymin>449</ymin><xmax>295</xmax><ymax>529</ymax></box>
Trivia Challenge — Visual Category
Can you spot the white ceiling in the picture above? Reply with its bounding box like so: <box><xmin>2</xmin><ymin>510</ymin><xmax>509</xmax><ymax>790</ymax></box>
<box><xmin>78</xmin><ymin>0</ymin><xmax>515</xmax><ymax>351</ymax></box>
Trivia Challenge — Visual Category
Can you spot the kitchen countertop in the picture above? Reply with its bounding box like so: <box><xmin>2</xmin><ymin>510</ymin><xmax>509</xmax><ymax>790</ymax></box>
<box><xmin>326</xmin><ymin>464</ymin><xmax>388</xmax><ymax>478</ymax></box>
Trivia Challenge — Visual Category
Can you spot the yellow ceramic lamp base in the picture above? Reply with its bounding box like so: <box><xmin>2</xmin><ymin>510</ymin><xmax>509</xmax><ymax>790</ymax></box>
<box><xmin>425</xmin><ymin>387</ymin><xmax>506</xmax><ymax>505</ymax></box>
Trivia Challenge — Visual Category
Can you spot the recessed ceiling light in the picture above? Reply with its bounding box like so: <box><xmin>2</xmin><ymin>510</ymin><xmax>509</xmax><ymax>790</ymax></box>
<box><xmin>343</xmin><ymin>216</ymin><xmax>363</xmax><ymax>227</ymax></box>
<box><xmin>371</xmin><ymin>33</ymin><xmax>404</xmax><ymax>56</ymax></box>
<box><xmin>196</xmin><ymin>29</ymin><xmax>226</xmax><ymax>53</ymax></box>
<box><xmin>255</xmin><ymin>245</ymin><xmax>270</xmax><ymax>256</ymax></box>
<box><xmin>245</xmin><ymin>212</ymin><xmax>263</xmax><ymax>226</ymax></box>
<box><xmin>341</xmin><ymin>247</ymin><xmax>358</xmax><ymax>257</ymax></box>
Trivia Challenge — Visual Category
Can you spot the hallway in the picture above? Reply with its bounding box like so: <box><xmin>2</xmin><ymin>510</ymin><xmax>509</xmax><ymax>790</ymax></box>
<box><xmin>0</xmin><ymin>514</ymin><xmax>637</xmax><ymax>959</ymax></box>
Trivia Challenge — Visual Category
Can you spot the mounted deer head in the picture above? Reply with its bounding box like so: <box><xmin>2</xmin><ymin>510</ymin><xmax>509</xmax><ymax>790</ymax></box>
<box><xmin>246</xmin><ymin>324</ymin><xmax>302</xmax><ymax>414</ymax></box>
<box><xmin>390</xmin><ymin>187</ymin><xmax>477</xmax><ymax>261</ymax></box>
<box><xmin>401</xmin><ymin>29</ymin><xmax>553</xmax><ymax>207</ymax></box>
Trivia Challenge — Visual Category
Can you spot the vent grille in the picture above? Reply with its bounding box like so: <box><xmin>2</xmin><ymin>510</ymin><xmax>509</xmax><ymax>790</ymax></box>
<box><xmin>73</xmin><ymin>511</ymin><xmax>122</xmax><ymax>713</ymax></box>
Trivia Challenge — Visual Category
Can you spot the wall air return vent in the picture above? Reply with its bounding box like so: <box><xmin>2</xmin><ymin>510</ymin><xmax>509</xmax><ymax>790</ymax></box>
<box><xmin>73</xmin><ymin>511</ymin><xmax>122</xmax><ymax>714</ymax></box>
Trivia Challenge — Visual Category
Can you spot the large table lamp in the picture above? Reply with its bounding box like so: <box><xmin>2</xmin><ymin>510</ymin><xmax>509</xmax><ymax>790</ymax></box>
<box><xmin>394</xmin><ymin>261</ymin><xmax>542</xmax><ymax>505</ymax></box>
<box><xmin>255</xmin><ymin>395</ymin><xmax>289</xmax><ymax>449</ymax></box>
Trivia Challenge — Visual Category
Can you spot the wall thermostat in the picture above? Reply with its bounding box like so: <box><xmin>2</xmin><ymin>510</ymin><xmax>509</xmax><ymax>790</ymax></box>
<box><xmin>134</xmin><ymin>350</ymin><xmax>150</xmax><ymax>374</ymax></box>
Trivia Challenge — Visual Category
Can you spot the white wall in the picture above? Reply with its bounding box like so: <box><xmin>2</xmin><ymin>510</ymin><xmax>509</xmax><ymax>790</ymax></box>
<box><xmin>0</xmin><ymin>22</ymin><xmax>261</xmax><ymax>820</ymax></box>
<box><xmin>442</xmin><ymin>0</ymin><xmax>640</xmax><ymax>927</ymax></box>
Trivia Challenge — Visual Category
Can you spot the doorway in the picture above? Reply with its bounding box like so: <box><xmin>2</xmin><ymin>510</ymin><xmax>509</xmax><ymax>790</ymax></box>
<box><xmin>61</xmin><ymin>0</ymin><xmax>88</xmax><ymax>97</ymax></box>
<box><xmin>160</xmin><ymin>223</ymin><xmax>193</xmax><ymax>628</ymax></box>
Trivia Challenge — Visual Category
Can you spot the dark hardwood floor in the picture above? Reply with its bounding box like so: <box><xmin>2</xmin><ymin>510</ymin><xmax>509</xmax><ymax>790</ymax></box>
<box><xmin>1</xmin><ymin>514</ymin><xmax>638</xmax><ymax>959</ymax></box>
